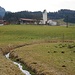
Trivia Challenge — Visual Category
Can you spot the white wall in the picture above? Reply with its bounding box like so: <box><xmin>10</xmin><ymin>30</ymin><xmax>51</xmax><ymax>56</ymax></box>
<box><xmin>43</xmin><ymin>10</ymin><xmax>47</xmax><ymax>24</ymax></box>
<box><xmin>47</xmin><ymin>20</ymin><xmax>57</xmax><ymax>25</ymax></box>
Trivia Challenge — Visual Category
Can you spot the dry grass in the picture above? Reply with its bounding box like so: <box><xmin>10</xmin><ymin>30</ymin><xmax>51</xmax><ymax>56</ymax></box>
<box><xmin>0</xmin><ymin>25</ymin><xmax>75</xmax><ymax>75</ymax></box>
<box><xmin>0</xmin><ymin>43</ymin><xmax>25</xmax><ymax>75</ymax></box>
<box><xmin>0</xmin><ymin>51</ymin><xmax>24</xmax><ymax>75</ymax></box>
<box><xmin>10</xmin><ymin>42</ymin><xmax>75</xmax><ymax>75</ymax></box>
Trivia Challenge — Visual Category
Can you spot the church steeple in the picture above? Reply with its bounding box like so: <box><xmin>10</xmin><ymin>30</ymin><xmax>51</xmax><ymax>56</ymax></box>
<box><xmin>43</xmin><ymin>10</ymin><xmax>47</xmax><ymax>24</ymax></box>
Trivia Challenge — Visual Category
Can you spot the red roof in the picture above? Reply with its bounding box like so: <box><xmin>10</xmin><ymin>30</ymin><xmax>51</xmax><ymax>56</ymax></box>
<box><xmin>20</xmin><ymin>18</ymin><xmax>36</xmax><ymax>21</ymax></box>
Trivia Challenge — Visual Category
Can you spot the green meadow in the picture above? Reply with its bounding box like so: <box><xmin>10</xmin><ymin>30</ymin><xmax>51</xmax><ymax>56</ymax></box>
<box><xmin>0</xmin><ymin>25</ymin><xmax>75</xmax><ymax>43</ymax></box>
<box><xmin>0</xmin><ymin>25</ymin><xmax>75</xmax><ymax>75</ymax></box>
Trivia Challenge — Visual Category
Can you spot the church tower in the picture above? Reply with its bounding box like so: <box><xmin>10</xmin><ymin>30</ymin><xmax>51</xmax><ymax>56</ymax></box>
<box><xmin>43</xmin><ymin>10</ymin><xmax>47</xmax><ymax>24</ymax></box>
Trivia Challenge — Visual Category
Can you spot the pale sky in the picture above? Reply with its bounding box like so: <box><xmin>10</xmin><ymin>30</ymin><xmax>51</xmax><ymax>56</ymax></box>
<box><xmin>0</xmin><ymin>0</ymin><xmax>75</xmax><ymax>12</ymax></box>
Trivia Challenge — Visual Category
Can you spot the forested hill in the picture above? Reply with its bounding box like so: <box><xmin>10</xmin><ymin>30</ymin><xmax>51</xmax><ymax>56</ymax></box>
<box><xmin>48</xmin><ymin>9</ymin><xmax>75</xmax><ymax>19</ymax></box>
<box><xmin>3</xmin><ymin>9</ymin><xmax>75</xmax><ymax>23</ymax></box>
<box><xmin>48</xmin><ymin>9</ymin><xmax>75</xmax><ymax>23</ymax></box>
<box><xmin>3</xmin><ymin>11</ymin><xmax>42</xmax><ymax>23</ymax></box>
<box><xmin>0</xmin><ymin>6</ymin><xmax>5</xmax><ymax>19</ymax></box>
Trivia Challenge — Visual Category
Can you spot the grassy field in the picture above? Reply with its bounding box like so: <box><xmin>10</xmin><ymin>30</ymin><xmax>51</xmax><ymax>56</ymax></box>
<box><xmin>0</xmin><ymin>25</ymin><xmax>75</xmax><ymax>75</ymax></box>
<box><xmin>10</xmin><ymin>43</ymin><xmax>75</xmax><ymax>75</ymax></box>
<box><xmin>0</xmin><ymin>25</ymin><xmax>75</xmax><ymax>43</ymax></box>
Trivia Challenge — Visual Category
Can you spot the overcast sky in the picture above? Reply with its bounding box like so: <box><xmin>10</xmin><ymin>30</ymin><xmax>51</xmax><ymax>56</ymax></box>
<box><xmin>0</xmin><ymin>0</ymin><xmax>75</xmax><ymax>12</ymax></box>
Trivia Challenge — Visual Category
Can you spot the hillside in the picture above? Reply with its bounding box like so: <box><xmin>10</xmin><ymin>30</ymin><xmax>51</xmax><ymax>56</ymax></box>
<box><xmin>0</xmin><ymin>6</ymin><xmax>5</xmax><ymax>19</ymax></box>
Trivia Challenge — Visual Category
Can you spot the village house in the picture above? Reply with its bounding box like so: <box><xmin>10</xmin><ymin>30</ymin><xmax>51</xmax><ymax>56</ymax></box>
<box><xmin>0</xmin><ymin>20</ymin><xmax>9</xmax><ymax>25</ymax></box>
<box><xmin>0</xmin><ymin>20</ymin><xmax>5</xmax><ymax>26</ymax></box>
<box><xmin>19</xmin><ymin>18</ymin><xmax>37</xmax><ymax>24</ymax></box>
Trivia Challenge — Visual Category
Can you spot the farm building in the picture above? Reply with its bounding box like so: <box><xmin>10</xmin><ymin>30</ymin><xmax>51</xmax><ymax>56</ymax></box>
<box><xmin>19</xmin><ymin>18</ymin><xmax>37</xmax><ymax>24</ymax></box>
<box><xmin>0</xmin><ymin>20</ymin><xmax>5</xmax><ymax>26</ymax></box>
<box><xmin>19</xmin><ymin>10</ymin><xmax>57</xmax><ymax>25</ymax></box>
<box><xmin>0</xmin><ymin>20</ymin><xmax>9</xmax><ymax>25</ymax></box>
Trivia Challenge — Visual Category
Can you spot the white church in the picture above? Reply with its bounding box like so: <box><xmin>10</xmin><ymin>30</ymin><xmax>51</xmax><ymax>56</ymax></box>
<box><xmin>39</xmin><ymin>10</ymin><xmax>57</xmax><ymax>25</ymax></box>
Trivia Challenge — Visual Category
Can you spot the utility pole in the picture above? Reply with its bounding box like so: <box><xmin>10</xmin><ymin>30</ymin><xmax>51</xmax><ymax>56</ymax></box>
<box><xmin>66</xmin><ymin>15</ymin><xmax>69</xmax><ymax>28</ymax></box>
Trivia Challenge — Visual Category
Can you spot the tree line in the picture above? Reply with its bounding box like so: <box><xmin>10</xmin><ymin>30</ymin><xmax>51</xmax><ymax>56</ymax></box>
<box><xmin>3</xmin><ymin>9</ymin><xmax>75</xmax><ymax>24</ymax></box>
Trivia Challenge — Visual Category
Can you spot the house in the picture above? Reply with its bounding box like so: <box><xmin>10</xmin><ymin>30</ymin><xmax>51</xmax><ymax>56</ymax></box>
<box><xmin>0</xmin><ymin>20</ymin><xmax>5</xmax><ymax>26</ymax></box>
<box><xmin>0</xmin><ymin>20</ymin><xmax>9</xmax><ymax>25</ymax></box>
<box><xmin>47</xmin><ymin>20</ymin><xmax>57</xmax><ymax>25</ymax></box>
<box><xmin>19</xmin><ymin>18</ymin><xmax>37</xmax><ymax>24</ymax></box>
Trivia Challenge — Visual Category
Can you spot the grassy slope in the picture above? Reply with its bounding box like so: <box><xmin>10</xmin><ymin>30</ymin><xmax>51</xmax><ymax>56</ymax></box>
<box><xmin>0</xmin><ymin>25</ymin><xmax>75</xmax><ymax>75</ymax></box>
<box><xmin>10</xmin><ymin>43</ymin><xmax>75</xmax><ymax>75</ymax></box>
<box><xmin>0</xmin><ymin>51</ymin><xmax>24</xmax><ymax>75</ymax></box>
